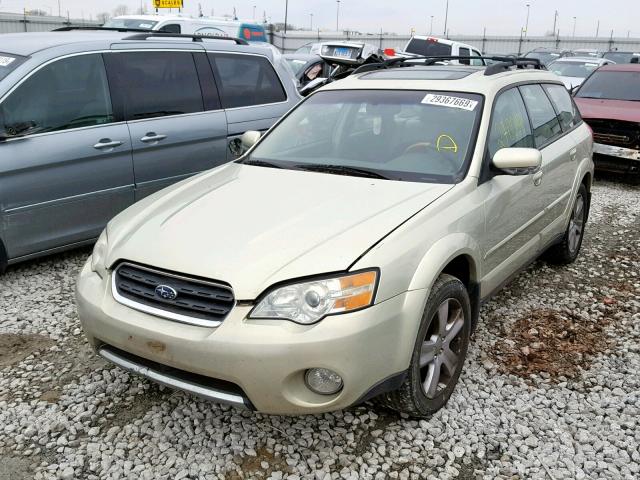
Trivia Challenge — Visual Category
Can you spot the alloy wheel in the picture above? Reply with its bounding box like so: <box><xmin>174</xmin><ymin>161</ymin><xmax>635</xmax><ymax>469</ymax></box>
<box><xmin>568</xmin><ymin>195</ymin><xmax>585</xmax><ymax>254</ymax></box>
<box><xmin>419</xmin><ymin>298</ymin><xmax>465</xmax><ymax>398</ymax></box>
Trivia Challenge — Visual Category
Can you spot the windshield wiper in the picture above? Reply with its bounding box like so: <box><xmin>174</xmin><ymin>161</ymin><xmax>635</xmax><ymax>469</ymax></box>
<box><xmin>237</xmin><ymin>158</ymin><xmax>284</xmax><ymax>169</ymax></box>
<box><xmin>294</xmin><ymin>163</ymin><xmax>391</xmax><ymax>180</ymax></box>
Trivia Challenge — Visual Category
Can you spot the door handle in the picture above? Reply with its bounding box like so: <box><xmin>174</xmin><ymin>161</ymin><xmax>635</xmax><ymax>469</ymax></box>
<box><xmin>93</xmin><ymin>139</ymin><xmax>123</xmax><ymax>150</ymax></box>
<box><xmin>533</xmin><ymin>170</ymin><xmax>544</xmax><ymax>186</ymax></box>
<box><xmin>140</xmin><ymin>133</ymin><xmax>167</xmax><ymax>143</ymax></box>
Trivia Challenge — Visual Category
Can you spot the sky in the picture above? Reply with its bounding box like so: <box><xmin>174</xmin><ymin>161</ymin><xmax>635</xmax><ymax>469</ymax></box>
<box><xmin>1</xmin><ymin>0</ymin><xmax>640</xmax><ymax>38</ymax></box>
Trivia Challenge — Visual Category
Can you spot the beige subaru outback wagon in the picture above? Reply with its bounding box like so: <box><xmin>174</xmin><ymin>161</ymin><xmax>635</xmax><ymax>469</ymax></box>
<box><xmin>76</xmin><ymin>58</ymin><xmax>594</xmax><ymax>417</ymax></box>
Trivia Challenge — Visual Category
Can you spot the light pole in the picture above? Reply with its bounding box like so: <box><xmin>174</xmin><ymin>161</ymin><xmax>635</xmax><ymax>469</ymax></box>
<box><xmin>524</xmin><ymin>3</ymin><xmax>530</xmax><ymax>37</ymax></box>
<box><xmin>430</xmin><ymin>15</ymin><xmax>434</xmax><ymax>35</ymax></box>
<box><xmin>596</xmin><ymin>19</ymin><xmax>600</xmax><ymax>37</ymax></box>
<box><xmin>284</xmin><ymin>0</ymin><xmax>288</xmax><ymax>34</ymax></box>
<box><xmin>572</xmin><ymin>16</ymin><xmax>577</xmax><ymax>37</ymax></box>
<box><xmin>552</xmin><ymin>10</ymin><xmax>558</xmax><ymax>37</ymax></box>
<box><xmin>336</xmin><ymin>0</ymin><xmax>341</xmax><ymax>32</ymax></box>
<box><xmin>443</xmin><ymin>0</ymin><xmax>449</xmax><ymax>36</ymax></box>
<box><xmin>310</xmin><ymin>13</ymin><xmax>313</xmax><ymax>31</ymax></box>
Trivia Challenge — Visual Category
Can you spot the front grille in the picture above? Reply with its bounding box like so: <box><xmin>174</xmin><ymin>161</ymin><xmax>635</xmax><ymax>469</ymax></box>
<box><xmin>113</xmin><ymin>262</ymin><xmax>235</xmax><ymax>326</ymax></box>
<box><xmin>586</xmin><ymin>118</ymin><xmax>640</xmax><ymax>149</ymax></box>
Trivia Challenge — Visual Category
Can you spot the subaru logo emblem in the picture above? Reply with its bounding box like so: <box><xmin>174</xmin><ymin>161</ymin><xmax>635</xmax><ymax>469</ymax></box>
<box><xmin>155</xmin><ymin>285</ymin><xmax>178</xmax><ymax>300</ymax></box>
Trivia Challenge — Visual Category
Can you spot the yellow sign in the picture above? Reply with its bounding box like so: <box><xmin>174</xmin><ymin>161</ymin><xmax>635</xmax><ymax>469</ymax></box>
<box><xmin>153</xmin><ymin>0</ymin><xmax>183</xmax><ymax>8</ymax></box>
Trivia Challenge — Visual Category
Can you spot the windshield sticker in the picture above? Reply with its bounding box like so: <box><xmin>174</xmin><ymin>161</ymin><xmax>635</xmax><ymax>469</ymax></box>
<box><xmin>0</xmin><ymin>56</ymin><xmax>16</xmax><ymax>67</ymax></box>
<box><xmin>422</xmin><ymin>94</ymin><xmax>478</xmax><ymax>111</ymax></box>
<box><xmin>436</xmin><ymin>134</ymin><xmax>459</xmax><ymax>153</ymax></box>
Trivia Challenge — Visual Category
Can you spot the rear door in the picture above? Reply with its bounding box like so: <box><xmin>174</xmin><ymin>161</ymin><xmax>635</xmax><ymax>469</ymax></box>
<box><xmin>519</xmin><ymin>83</ymin><xmax>578</xmax><ymax>245</ymax></box>
<box><xmin>104</xmin><ymin>50</ymin><xmax>228</xmax><ymax>200</ymax></box>
<box><xmin>0</xmin><ymin>53</ymin><xmax>134</xmax><ymax>259</ymax></box>
<box><xmin>207</xmin><ymin>52</ymin><xmax>292</xmax><ymax>159</ymax></box>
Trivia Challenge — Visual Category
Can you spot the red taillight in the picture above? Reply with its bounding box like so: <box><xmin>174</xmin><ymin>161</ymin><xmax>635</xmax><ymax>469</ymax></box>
<box><xmin>427</xmin><ymin>37</ymin><xmax>438</xmax><ymax>43</ymax></box>
<box><xmin>384</xmin><ymin>48</ymin><xmax>396</xmax><ymax>57</ymax></box>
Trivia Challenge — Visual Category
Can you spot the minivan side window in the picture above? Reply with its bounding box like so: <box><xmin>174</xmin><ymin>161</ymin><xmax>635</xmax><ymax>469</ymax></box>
<box><xmin>209</xmin><ymin>53</ymin><xmax>287</xmax><ymax>109</ymax></box>
<box><xmin>543</xmin><ymin>83</ymin><xmax>580</xmax><ymax>131</ymax></box>
<box><xmin>459</xmin><ymin>47</ymin><xmax>470</xmax><ymax>65</ymax></box>
<box><xmin>158</xmin><ymin>23</ymin><xmax>181</xmax><ymax>33</ymax></box>
<box><xmin>519</xmin><ymin>84</ymin><xmax>563</xmax><ymax>147</ymax></box>
<box><xmin>104</xmin><ymin>51</ymin><xmax>204</xmax><ymax>121</ymax></box>
<box><xmin>487</xmin><ymin>88</ymin><xmax>534</xmax><ymax>159</ymax></box>
<box><xmin>0</xmin><ymin>54</ymin><xmax>113</xmax><ymax>137</ymax></box>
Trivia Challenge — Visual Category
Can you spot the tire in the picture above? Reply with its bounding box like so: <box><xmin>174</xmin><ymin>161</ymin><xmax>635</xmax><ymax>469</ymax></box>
<box><xmin>378</xmin><ymin>274</ymin><xmax>471</xmax><ymax>417</ymax></box>
<box><xmin>0</xmin><ymin>240</ymin><xmax>6</xmax><ymax>275</ymax></box>
<box><xmin>545</xmin><ymin>183</ymin><xmax>588</xmax><ymax>264</ymax></box>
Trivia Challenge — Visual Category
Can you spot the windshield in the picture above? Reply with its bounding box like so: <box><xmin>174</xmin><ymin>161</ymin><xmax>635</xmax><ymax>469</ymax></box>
<box><xmin>245</xmin><ymin>90</ymin><xmax>482</xmax><ymax>183</ymax></box>
<box><xmin>405</xmin><ymin>39</ymin><xmax>452</xmax><ymax>56</ymax></box>
<box><xmin>525</xmin><ymin>51</ymin><xmax>561</xmax><ymax>65</ymax></box>
<box><xmin>0</xmin><ymin>52</ymin><xmax>26</xmax><ymax>81</ymax></box>
<box><xmin>576</xmin><ymin>71</ymin><xmax>640</xmax><ymax>101</ymax></box>
<box><xmin>602</xmin><ymin>52</ymin><xmax>638</xmax><ymax>63</ymax></box>
<box><xmin>549</xmin><ymin>61</ymin><xmax>600</xmax><ymax>78</ymax></box>
<box><xmin>103</xmin><ymin>18</ymin><xmax>158</xmax><ymax>29</ymax></box>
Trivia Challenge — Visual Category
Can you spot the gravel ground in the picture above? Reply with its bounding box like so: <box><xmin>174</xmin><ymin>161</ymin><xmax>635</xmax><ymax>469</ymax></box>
<box><xmin>0</xmin><ymin>176</ymin><xmax>638</xmax><ymax>480</ymax></box>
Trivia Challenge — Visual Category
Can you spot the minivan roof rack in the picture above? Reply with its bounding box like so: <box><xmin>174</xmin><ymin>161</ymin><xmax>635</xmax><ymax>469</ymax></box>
<box><xmin>122</xmin><ymin>32</ymin><xmax>249</xmax><ymax>45</ymax></box>
<box><xmin>352</xmin><ymin>55</ymin><xmax>545</xmax><ymax>76</ymax></box>
<box><xmin>53</xmin><ymin>26</ymin><xmax>152</xmax><ymax>33</ymax></box>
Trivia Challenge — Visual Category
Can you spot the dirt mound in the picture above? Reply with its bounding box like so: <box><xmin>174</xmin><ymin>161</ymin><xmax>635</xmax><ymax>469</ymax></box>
<box><xmin>491</xmin><ymin>309</ymin><xmax>612</xmax><ymax>379</ymax></box>
<box><xmin>0</xmin><ymin>333</ymin><xmax>53</xmax><ymax>368</ymax></box>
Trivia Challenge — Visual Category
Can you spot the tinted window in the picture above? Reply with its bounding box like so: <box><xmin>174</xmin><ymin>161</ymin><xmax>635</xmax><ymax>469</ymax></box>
<box><xmin>488</xmin><ymin>88</ymin><xmax>533</xmax><ymax>158</ymax></box>
<box><xmin>0</xmin><ymin>54</ymin><xmax>112</xmax><ymax>138</ymax></box>
<box><xmin>544</xmin><ymin>84</ymin><xmax>579</xmax><ymax>131</ymax></box>
<box><xmin>519</xmin><ymin>84</ymin><xmax>562</xmax><ymax>147</ymax></box>
<box><xmin>104</xmin><ymin>52</ymin><xmax>203</xmax><ymax>120</ymax></box>
<box><xmin>209</xmin><ymin>53</ymin><xmax>287</xmax><ymax>108</ymax></box>
<box><xmin>405</xmin><ymin>39</ymin><xmax>452</xmax><ymax>56</ymax></box>
<box><xmin>459</xmin><ymin>47</ymin><xmax>470</xmax><ymax>65</ymax></box>
<box><xmin>575</xmin><ymin>71</ymin><xmax>640</xmax><ymax>101</ymax></box>
<box><xmin>602</xmin><ymin>52</ymin><xmax>639</xmax><ymax>63</ymax></box>
<box><xmin>158</xmin><ymin>23</ymin><xmax>181</xmax><ymax>33</ymax></box>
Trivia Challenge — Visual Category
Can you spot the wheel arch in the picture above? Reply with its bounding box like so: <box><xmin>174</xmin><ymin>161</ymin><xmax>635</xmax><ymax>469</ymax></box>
<box><xmin>0</xmin><ymin>237</ymin><xmax>7</xmax><ymax>274</ymax></box>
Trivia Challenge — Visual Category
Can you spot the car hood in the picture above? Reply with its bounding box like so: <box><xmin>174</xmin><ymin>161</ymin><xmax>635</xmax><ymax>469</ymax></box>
<box><xmin>574</xmin><ymin>97</ymin><xmax>640</xmax><ymax>123</ymax></box>
<box><xmin>559</xmin><ymin>76</ymin><xmax>584</xmax><ymax>89</ymax></box>
<box><xmin>106</xmin><ymin>163</ymin><xmax>453</xmax><ymax>299</ymax></box>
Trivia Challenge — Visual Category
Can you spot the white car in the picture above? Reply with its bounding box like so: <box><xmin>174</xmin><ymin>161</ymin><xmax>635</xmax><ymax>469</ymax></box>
<box><xmin>397</xmin><ymin>36</ymin><xmax>485</xmax><ymax>65</ymax></box>
<box><xmin>548</xmin><ymin>57</ymin><xmax>615</xmax><ymax>90</ymax></box>
<box><xmin>77</xmin><ymin>59</ymin><xmax>593</xmax><ymax>417</ymax></box>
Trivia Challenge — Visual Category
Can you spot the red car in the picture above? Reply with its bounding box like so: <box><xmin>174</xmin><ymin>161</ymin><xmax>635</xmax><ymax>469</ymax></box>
<box><xmin>573</xmin><ymin>64</ymin><xmax>640</xmax><ymax>174</ymax></box>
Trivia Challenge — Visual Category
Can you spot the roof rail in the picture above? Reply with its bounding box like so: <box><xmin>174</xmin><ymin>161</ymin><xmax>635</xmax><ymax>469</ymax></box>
<box><xmin>352</xmin><ymin>55</ymin><xmax>545</xmax><ymax>76</ymax></box>
<box><xmin>122</xmin><ymin>32</ymin><xmax>249</xmax><ymax>45</ymax></box>
<box><xmin>53</xmin><ymin>26</ymin><xmax>152</xmax><ymax>33</ymax></box>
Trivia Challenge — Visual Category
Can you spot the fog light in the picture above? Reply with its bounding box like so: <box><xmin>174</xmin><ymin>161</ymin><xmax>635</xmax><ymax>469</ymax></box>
<box><xmin>305</xmin><ymin>368</ymin><xmax>343</xmax><ymax>395</ymax></box>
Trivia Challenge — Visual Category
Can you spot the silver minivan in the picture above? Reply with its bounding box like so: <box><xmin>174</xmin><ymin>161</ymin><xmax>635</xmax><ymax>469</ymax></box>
<box><xmin>0</xmin><ymin>29</ymin><xmax>300</xmax><ymax>272</ymax></box>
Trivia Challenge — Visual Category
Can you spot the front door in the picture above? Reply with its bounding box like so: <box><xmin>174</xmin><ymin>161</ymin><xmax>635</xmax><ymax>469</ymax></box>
<box><xmin>0</xmin><ymin>53</ymin><xmax>134</xmax><ymax>260</ymax></box>
<box><xmin>104</xmin><ymin>50</ymin><xmax>228</xmax><ymax>200</ymax></box>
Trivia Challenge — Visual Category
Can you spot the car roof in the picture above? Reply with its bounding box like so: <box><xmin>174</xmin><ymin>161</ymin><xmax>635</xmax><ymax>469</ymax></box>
<box><xmin>0</xmin><ymin>30</ymin><xmax>270</xmax><ymax>57</ymax></box>
<box><xmin>596</xmin><ymin>63</ymin><xmax>640</xmax><ymax>72</ymax></box>
<box><xmin>320</xmin><ymin>65</ymin><xmax>562</xmax><ymax>97</ymax></box>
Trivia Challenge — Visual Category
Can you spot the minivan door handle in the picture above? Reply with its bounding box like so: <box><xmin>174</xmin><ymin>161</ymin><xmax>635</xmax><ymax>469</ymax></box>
<box><xmin>93</xmin><ymin>139</ymin><xmax>123</xmax><ymax>150</ymax></box>
<box><xmin>140</xmin><ymin>133</ymin><xmax>167</xmax><ymax>143</ymax></box>
<box><xmin>533</xmin><ymin>170</ymin><xmax>544</xmax><ymax>186</ymax></box>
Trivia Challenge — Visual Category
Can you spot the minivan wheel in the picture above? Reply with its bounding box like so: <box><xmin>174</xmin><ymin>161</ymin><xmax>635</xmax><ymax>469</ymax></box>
<box><xmin>545</xmin><ymin>183</ymin><xmax>588</xmax><ymax>264</ymax></box>
<box><xmin>378</xmin><ymin>274</ymin><xmax>471</xmax><ymax>418</ymax></box>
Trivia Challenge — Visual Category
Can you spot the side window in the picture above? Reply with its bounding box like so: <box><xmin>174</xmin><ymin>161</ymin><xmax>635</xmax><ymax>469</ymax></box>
<box><xmin>543</xmin><ymin>83</ymin><xmax>580</xmax><ymax>131</ymax></box>
<box><xmin>459</xmin><ymin>47</ymin><xmax>470</xmax><ymax>65</ymax></box>
<box><xmin>488</xmin><ymin>88</ymin><xmax>534</xmax><ymax>159</ymax></box>
<box><xmin>158</xmin><ymin>23</ymin><xmax>181</xmax><ymax>33</ymax></box>
<box><xmin>470</xmin><ymin>50</ymin><xmax>484</xmax><ymax>66</ymax></box>
<box><xmin>0</xmin><ymin>54</ymin><xmax>113</xmax><ymax>137</ymax></box>
<box><xmin>104</xmin><ymin>51</ymin><xmax>204</xmax><ymax>121</ymax></box>
<box><xmin>209</xmin><ymin>53</ymin><xmax>287</xmax><ymax>109</ymax></box>
<box><xmin>519</xmin><ymin>84</ymin><xmax>563</xmax><ymax>147</ymax></box>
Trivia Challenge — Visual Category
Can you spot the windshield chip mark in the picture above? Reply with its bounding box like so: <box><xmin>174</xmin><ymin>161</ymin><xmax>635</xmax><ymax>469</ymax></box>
<box><xmin>422</xmin><ymin>94</ymin><xmax>478</xmax><ymax>111</ymax></box>
<box><xmin>0</xmin><ymin>56</ymin><xmax>16</xmax><ymax>67</ymax></box>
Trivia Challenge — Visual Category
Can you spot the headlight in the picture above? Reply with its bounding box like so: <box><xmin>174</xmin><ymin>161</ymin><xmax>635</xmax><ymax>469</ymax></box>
<box><xmin>249</xmin><ymin>270</ymin><xmax>378</xmax><ymax>325</ymax></box>
<box><xmin>90</xmin><ymin>229</ymin><xmax>108</xmax><ymax>278</ymax></box>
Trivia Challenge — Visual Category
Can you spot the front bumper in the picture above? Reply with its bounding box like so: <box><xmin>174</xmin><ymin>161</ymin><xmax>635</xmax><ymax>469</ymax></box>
<box><xmin>593</xmin><ymin>142</ymin><xmax>640</xmax><ymax>162</ymax></box>
<box><xmin>76</xmin><ymin>260</ymin><xmax>426</xmax><ymax>414</ymax></box>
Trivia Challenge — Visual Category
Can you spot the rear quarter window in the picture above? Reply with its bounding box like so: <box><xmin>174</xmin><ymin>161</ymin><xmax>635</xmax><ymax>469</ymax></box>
<box><xmin>208</xmin><ymin>53</ymin><xmax>287</xmax><ymax>108</ymax></box>
<box><xmin>405</xmin><ymin>39</ymin><xmax>452</xmax><ymax>56</ymax></box>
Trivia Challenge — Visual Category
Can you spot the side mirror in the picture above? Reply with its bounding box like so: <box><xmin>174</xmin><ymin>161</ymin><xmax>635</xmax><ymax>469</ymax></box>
<box><xmin>492</xmin><ymin>148</ymin><xmax>542</xmax><ymax>175</ymax></box>
<box><xmin>240</xmin><ymin>130</ymin><xmax>261</xmax><ymax>151</ymax></box>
